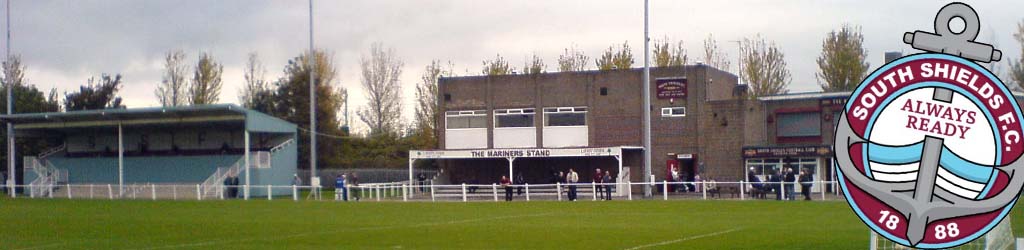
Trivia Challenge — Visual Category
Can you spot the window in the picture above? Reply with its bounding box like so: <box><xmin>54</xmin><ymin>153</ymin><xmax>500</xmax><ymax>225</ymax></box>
<box><xmin>444</xmin><ymin>94</ymin><xmax>451</xmax><ymax>102</ymax></box>
<box><xmin>543</xmin><ymin>107</ymin><xmax>587</xmax><ymax>126</ymax></box>
<box><xmin>445</xmin><ymin>110</ymin><xmax>487</xmax><ymax>129</ymax></box>
<box><xmin>494</xmin><ymin>108</ymin><xmax>535</xmax><ymax>128</ymax></box>
<box><xmin>661</xmin><ymin>107</ymin><xmax>686</xmax><ymax>117</ymax></box>
<box><xmin>776</xmin><ymin>112</ymin><xmax>821</xmax><ymax>137</ymax></box>
<box><xmin>600</xmin><ymin>87</ymin><xmax>608</xmax><ymax>96</ymax></box>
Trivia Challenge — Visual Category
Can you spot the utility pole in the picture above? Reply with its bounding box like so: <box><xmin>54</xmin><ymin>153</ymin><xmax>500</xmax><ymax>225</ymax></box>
<box><xmin>6</xmin><ymin>0</ymin><xmax>13</xmax><ymax>198</ymax></box>
<box><xmin>308</xmin><ymin>0</ymin><xmax>318</xmax><ymax>193</ymax></box>
<box><xmin>642</xmin><ymin>0</ymin><xmax>653</xmax><ymax>197</ymax></box>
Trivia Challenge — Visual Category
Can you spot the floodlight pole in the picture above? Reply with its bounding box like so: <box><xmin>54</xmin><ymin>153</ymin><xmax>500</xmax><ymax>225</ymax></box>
<box><xmin>641</xmin><ymin>0</ymin><xmax>653</xmax><ymax>197</ymax></box>
<box><xmin>5</xmin><ymin>0</ymin><xmax>13</xmax><ymax>197</ymax></box>
<box><xmin>307</xmin><ymin>0</ymin><xmax>318</xmax><ymax>191</ymax></box>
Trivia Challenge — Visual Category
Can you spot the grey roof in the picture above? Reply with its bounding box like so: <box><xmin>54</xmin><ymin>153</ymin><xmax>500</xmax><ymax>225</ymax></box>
<box><xmin>0</xmin><ymin>104</ymin><xmax>296</xmax><ymax>133</ymax></box>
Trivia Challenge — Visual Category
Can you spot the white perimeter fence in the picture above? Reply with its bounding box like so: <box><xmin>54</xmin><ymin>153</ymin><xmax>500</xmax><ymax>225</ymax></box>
<box><xmin>2</xmin><ymin>180</ymin><xmax>848</xmax><ymax>202</ymax></box>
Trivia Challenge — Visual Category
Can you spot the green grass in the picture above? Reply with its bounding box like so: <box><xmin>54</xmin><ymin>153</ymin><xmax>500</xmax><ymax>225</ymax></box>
<box><xmin>1</xmin><ymin>198</ymin><xmax>1022</xmax><ymax>250</ymax></box>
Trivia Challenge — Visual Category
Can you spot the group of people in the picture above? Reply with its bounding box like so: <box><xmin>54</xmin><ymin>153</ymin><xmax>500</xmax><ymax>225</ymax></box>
<box><xmin>333</xmin><ymin>173</ymin><xmax>360</xmax><ymax>201</ymax></box>
<box><xmin>747</xmin><ymin>167</ymin><xmax>813</xmax><ymax>200</ymax></box>
<box><xmin>222</xmin><ymin>175</ymin><xmax>241</xmax><ymax>198</ymax></box>
<box><xmin>498</xmin><ymin>168</ymin><xmax>618</xmax><ymax>202</ymax></box>
<box><xmin>668</xmin><ymin>166</ymin><xmax>703</xmax><ymax>193</ymax></box>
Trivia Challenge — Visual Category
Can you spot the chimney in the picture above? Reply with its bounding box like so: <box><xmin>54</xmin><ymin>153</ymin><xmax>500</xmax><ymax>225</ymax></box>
<box><xmin>884</xmin><ymin>52</ymin><xmax>903</xmax><ymax>64</ymax></box>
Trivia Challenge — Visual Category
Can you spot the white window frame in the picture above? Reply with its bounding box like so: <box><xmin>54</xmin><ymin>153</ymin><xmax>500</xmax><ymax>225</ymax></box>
<box><xmin>444</xmin><ymin>110</ymin><xmax>487</xmax><ymax>130</ymax></box>
<box><xmin>661</xmin><ymin>107</ymin><xmax>686</xmax><ymax>117</ymax></box>
<box><xmin>494</xmin><ymin>108</ymin><xmax>536</xmax><ymax>128</ymax></box>
<box><xmin>543</xmin><ymin>106</ymin><xmax>588</xmax><ymax>127</ymax></box>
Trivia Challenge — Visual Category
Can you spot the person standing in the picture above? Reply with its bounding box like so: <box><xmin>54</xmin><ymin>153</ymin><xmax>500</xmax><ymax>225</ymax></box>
<box><xmin>291</xmin><ymin>174</ymin><xmax>302</xmax><ymax>186</ymax></box>
<box><xmin>593</xmin><ymin>169</ymin><xmax>604</xmax><ymax>197</ymax></box>
<box><xmin>784</xmin><ymin>168</ymin><xmax>796</xmax><ymax>201</ymax></box>
<box><xmin>567</xmin><ymin>168</ymin><xmax>579</xmax><ymax>201</ymax></box>
<box><xmin>603</xmin><ymin>171</ymin><xmax>614</xmax><ymax>200</ymax></box>
<box><xmin>670</xmin><ymin>167</ymin><xmax>680</xmax><ymax>192</ymax></box>
<box><xmin>417</xmin><ymin>173</ymin><xmax>427</xmax><ymax>192</ymax></box>
<box><xmin>334</xmin><ymin>174</ymin><xmax>346</xmax><ymax>201</ymax></box>
<box><xmin>500</xmin><ymin>175</ymin><xmax>513</xmax><ymax>201</ymax></box>
<box><xmin>799</xmin><ymin>169</ymin><xmax>813</xmax><ymax>201</ymax></box>
<box><xmin>768</xmin><ymin>170</ymin><xmax>782</xmax><ymax>200</ymax></box>
<box><xmin>515</xmin><ymin>172</ymin><xmax>525</xmax><ymax>196</ymax></box>
<box><xmin>349</xmin><ymin>172</ymin><xmax>361</xmax><ymax>201</ymax></box>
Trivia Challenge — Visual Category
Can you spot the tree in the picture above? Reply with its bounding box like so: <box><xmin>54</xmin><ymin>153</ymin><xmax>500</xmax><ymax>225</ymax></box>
<box><xmin>156</xmin><ymin>50</ymin><xmax>189</xmax><ymax>107</ymax></box>
<box><xmin>65</xmin><ymin>74</ymin><xmax>124</xmax><ymax>111</ymax></box>
<box><xmin>239</xmin><ymin>52</ymin><xmax>273</xmax><ymax>112</ymax></box>
<box><xmin>596</xmin><ymin>41</ymin><xmax>634</xmax><ymax>70</ymax></box>
<box><xmin>558</xmin><ymin>44</ymin><xmax>589</xmax><ymax>72</ymax></box>
<box><xmin>523</xmin><ymin>53</ymin><xmax>546</xmax><ymax>75</ymax></box>
<box><xmin>0</xmin><ymin>56</ymin><xmax>62</xmax><ymax>182</ymax></box>
<box><xmin>653</xmin><ymin>37</ymin><xmax>688</xmax><ymax>67</ymax></box>
<box><xmin>413</xmin><ymin>60</ymin><xmax>453</xmax><ymax>150</ymax></box>
<box><xmin>703</xmin><ymin>34</ymin><xmax>732</xmax><ymax>72</ymax></box>
<box><xmin>739</xmin><ymin>35</ymin><xmax>791</xmax><ymax>98</ymax></box>
<box><xmin>816</xmin><ymin>24</ymin><xmax>869</xmax><ymax>92</ymax></box>
<box><xmin>1010</xmin><ymin>20</ymin><xmax>1024</xmax><ymax>90</ymax></box>
<box><xmin>481</xmin><ymin>54</ymin><xmax>512</xmax><ymax>75</ymax></box>
<box><xmin>358</xmin><ymin>42</ymin><xmax>405</xmax><ymax>137</ymax></box>
<box><xmin>189</xmin><ymin>53</ymin><xmax>223</xmax><ymax>105</ymax></box>
<box><xmin>272</xmin><ymin>49</ymin><xmax>345</xmax><ymax>169</ymax></box>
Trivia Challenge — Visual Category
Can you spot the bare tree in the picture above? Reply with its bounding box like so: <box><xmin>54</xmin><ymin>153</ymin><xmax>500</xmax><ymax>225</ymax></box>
<box><xmin>703</xmin><ymin>34</ymin><xmax>732</xmax><ymax>72</ymax></box>
<box><xmin>189</xmin><ymin>52</ymin><xmax>223</xmax><ymax>105</ymax></box>
<box><xmin>482</xmin><ymin>54</ymin><xmax>513</xmax><ymax>75</ymax></box>
<box><xmin>239</xmin><ymin>52</ymin><xmax>269</xmax><ymax>109</ymax></box>
<box><xmin>558</xmin><ymin>44</ymin><xmax>589</xmax><ymax>72</ymax></box>
<box><xmin>156</xmin><ymin>50</ymin><xmax>189</xmax><ymax>107</ymax></box>
<box><xmin>740</xmin><ymin>35</ymin><xmax>791</xmax><ymax>97</ymax></box>
<box><xmin>1010</xmin><ymin>20</ymin><xmax>1024</xmax><ymax>89</ymax></box>
<box><xmin>817</xmin><ymin>24</ymin><xmax>869</xmax><ymax>92</ymax></box>
<box><xmin>653</xmin><ymin>36</ymin><xmax>688</xmax><ymax>67</ymax></box>
<box><xmin>414</xmin><ymin>60</ymin><xmax>453</xmax><ymax>149</ymax></box>
<box><xmin>357</xmin><ymin>42</ymin><xmax>405</xmax><ymax>136</ymax></box>
<box><xmin>1</xmin><ymin>55</ymin><xmax>24</xmax><ymax>87</ymax></box>
<box><xmin>523</xmin><ymin>53</ymin><xmax>546</xmax><ymax>75</ymax></box>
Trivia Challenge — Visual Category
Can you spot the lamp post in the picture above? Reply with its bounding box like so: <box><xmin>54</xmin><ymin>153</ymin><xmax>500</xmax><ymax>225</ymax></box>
<box><xmin>641</xmin><ymin>0</ymin><xmax>652</xmax><ymax>197</ymax></box>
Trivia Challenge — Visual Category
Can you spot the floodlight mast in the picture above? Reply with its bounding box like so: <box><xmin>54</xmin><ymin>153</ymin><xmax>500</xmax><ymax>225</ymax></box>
<box><xmin>308</xmin><ymin>0</ymin><xmax>318</xmax><ymax>192</ymax></box>
<box><xmin>6</xmin><ymin>0</ymin><xmax>13</xmax><ymax>198</ymax></box>
<box><xmin>641</xmin><ymin>0</ymin><xmax>653</xmax><ymax>197</ymax></box>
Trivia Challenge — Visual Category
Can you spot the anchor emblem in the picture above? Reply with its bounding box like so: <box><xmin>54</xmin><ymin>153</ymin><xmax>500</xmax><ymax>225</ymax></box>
<box><xmin>834</xmin><ymin>2</ymin><xmax>1024</xmax><ymax>248</ymax></box>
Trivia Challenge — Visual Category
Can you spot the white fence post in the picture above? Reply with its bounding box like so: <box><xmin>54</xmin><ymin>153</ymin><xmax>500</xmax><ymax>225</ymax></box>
<box><xmin>267</xmin><ymin>185</ymin><xmax>272</xmax><ymax>200</ymax></box>
<box><xmin>403</xmin><ymin>184</ymin><xmax>408</xmax><ymax>202</ymax></box>
<box><xmin>108</xmin><ymin>184</ymin><xmax>114</xmax><ymax>200</ymax></box>
<box><xmin>461</xmin><ymin>183</ymin><xmax>467</xmax><ymax>202</ymax></box>
<box><xmin>492</xmin><ymin>183</ymin><xmax>498</xmax><ymax>202</ymax></box>
<box><xmin>663</xmin><ymin>181</ymin><xmax>668</xmax><ymax>201</ymax></box>
<box><xmin>376</xmin><ymin>186</ymin><xmax>381</xmax><ymax>201</ymax></box>
<box><xmin>66</xmin><ymin>184</ymin><xmax>72</xmax><ymax>199</ymax></box>
<box><xmin>781</xmin><ymin>182</ymin><xmax>786</xmax><ymax>200</ymax></box>
<box><xmin>702</xmin><ymin>181</ymin><xmax>707</xmax><ymax>200</ymax></box>
<box><xmin>430</xmin><ymin>183</ymin><xmax>436</xmax><ymax>202</ymax></box>
<box><xmin>525</xmin><ymin>183</ymin><xmax>530</xmax><ymax>201</ymax></box>
<box><xmin>740</xmin><ymin>181</ymin><xmax>745</xmax><ymax>200</ymax></box>
<box><xmin>196</xmin><ymin>184</ymin><xmax>201</xmax><ymax>201</ymax></box>
<box><xmin>592</xmin><ymin>182</ymin><xmax>597</xmax><ymax>201</ymax></box>
<box><xmin>820</xmin><ymin>180</ymin><xmax>826</xmax><ymax>201</ymax></box>
<box><xmin>556</xmin><ymin>183</ymin><xmax>562</xmax><ymax>201</ymax></box>
<box><xmin>627</xmin><ymin>181</ymin><xmax>633</xmax><ymax>200</ymax></box>
<box><xmin>90</xmin><ymin>184</ymin><xmax>95</xmax><ymax>199</ymax></box>
<box><xmin>173</xmin><ymin>185</ymin><xmax>177</xmax><ymax>200</ymax></box>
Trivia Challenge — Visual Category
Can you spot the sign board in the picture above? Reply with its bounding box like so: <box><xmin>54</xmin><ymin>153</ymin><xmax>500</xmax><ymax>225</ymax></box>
<box><xmin>741</xmin><ymin>145</ymin><xmax>831</xmax><ymax>158</ymax></box>
<box><xmin>411</xmin><ymin>147</ymin><xmax>621</xmax><ymax>160</ymax></box>
<box><xmin>656</xmin><ymin>78</ymin><xmax>687</xmax><ymax>99</ymax></box>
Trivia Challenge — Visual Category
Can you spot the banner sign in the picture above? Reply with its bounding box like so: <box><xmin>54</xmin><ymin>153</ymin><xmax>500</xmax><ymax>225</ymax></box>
<box><xmin>411</xmin><ymin>147</ymin><xmax>620</xmax><ymax>159</ymax></box>
<box><xmin>656</xmin><ymin>78</ymin><xmax>687</xmax><ymax>99</ymax></box>
<box><xmin>741</xmin><ymin>145</ymin><xmax>831</xmax><ymax>158</ymax></box>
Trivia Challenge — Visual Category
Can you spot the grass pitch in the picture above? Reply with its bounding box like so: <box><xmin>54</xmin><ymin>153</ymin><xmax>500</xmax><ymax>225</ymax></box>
<box><xmin>2</xmin><ymin>198</ymin><xmax>1022</xmax><ymax>250</ymax></box>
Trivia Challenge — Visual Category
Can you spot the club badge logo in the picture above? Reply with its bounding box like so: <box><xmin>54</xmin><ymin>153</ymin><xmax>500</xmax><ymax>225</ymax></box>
<box><xmin>834</xmin><ymin>2</ymin><xmax>1024</xmax><ymax>248</ymax></box>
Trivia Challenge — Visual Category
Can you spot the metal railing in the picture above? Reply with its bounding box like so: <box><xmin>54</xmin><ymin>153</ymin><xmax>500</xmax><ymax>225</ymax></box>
<box><xmin>199</xmin><ymin>158</ymin><xmax>244</xmax><ymax>197</ymax></box>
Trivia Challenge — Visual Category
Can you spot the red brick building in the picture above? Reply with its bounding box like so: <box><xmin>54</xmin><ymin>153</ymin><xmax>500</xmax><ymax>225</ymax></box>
<box><xmin>415</xmin><ymin>65</ymin><xmax>848</xmax><ymax>191</ymax></box>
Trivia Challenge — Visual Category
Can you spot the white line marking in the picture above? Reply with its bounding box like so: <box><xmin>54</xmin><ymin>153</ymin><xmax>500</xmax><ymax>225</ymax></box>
<box><xmin>125</xmin><ymin>212</ymin><xmax>557</xmax><ymax>250</ymax></box>
<box><xmin>623</xmin><ymin>227</ymin><xmax>744</xmax><ymax>250</ymax></box>
<box><xmin>11</xmin><ymin>242</ymin><xmax>68</xmax><ymax>250</ymax></box>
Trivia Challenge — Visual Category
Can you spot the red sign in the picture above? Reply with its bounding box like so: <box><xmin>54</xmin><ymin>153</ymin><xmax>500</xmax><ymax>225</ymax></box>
<box><xmin>656</xmin><ymin>78</ymin><xmax>687</xmax><ymax>99</ymax></box>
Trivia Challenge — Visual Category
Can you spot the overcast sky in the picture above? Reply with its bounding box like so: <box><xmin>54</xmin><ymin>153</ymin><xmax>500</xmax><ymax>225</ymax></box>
<box><xmin>7</xmin><ymin>0</ymin><xmax>1024</xmax><ymax>133</ymax></box>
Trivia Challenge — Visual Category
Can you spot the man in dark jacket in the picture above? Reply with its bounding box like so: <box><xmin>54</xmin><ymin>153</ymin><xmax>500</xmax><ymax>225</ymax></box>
<box><xmin>784</xmin><ymin>168</ymin><xmax>796</xmax><ymax>201</ymax></box>
<box><xmin>768</xmin><ymin>170</ymin><xmax>782</xmax><ymax>200</ymax></box>
<box><xmin>593</xmin><ymin>169</ymin><xmax>604</xmax><ymax>197</ymax></box>
<box><xmin>602</xmin><ymin>171</ymin><xmax>614</xmax><ymax>200</ymax></box>
<box><xmin>799</xmin><ymin>169</ymin><xmax>813</xmax><ymax>200</ymax></box>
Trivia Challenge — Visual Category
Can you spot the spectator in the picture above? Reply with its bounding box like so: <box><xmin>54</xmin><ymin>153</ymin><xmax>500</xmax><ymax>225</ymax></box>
<box><xmin>567</xmin><ymin>168</ymin><xmax>579</xmax><ymax>201</ymax></box>
<box><xmin>670</xmin><ymin>167</ymin><xmax>680</xmax><ymax>192</ymax></box>
<box><xmin>291</xmin><ymin>174</ymin><xmax>302</xmax><ymax>186</ymax></box>
<box><xmin>784</xmin><ymin>168</ymin><xmax>796</xmax><ymax>201</ymax></box>
<box><xmin>417</xmin><ymin>173</ymin><xmax>427</xmax><ymax>192</ymax></box>
<box><xmin>232</xmin><ymin>176</ymin><xmax>241</xmax><ymax>198</ymax></box>
<box><xmin>334</xmin><ymin>174</ymin><xmax>346</xmax><ymax>201</ymax></box>
<box><xmin>800</xmin><ymin>169</ymin><xmax>813</xmax><ymax>201</ymax></box>
<box><xmin>500</xmin><ymin>175</ymin><xmax>512</xmax><ymax>201</ymax></box>
<box><xmin>694</xmin><ymin>174</ymin><xmax>703</xmax><ymax>193</ymax></box>
<box><xmin>768</xmin><ymin>170</ymin><xmax>782</xmax><ymax>200</ymax></box>
<box><xmin>593</xmin><ymin>168</ymin><xmax>604</xmax><ymax>197</ymax></box>
<box><xmin>515</xmin><ymin>172</ymin><xmax>525</xmax><ymax>196</ymax></box>
<box><xmin>603</xmin><ymin>171</ymin><xmax>614</xmax><ymax>200</ymax></box>
<box><xmin>223</xmin><ymin>174</ymin><xmax>232</xmax><ymax>199</ymax></box>
<box><xmin>349</xmin><ymin>172</ymin><xmax>360</xmax><ymax>201</ymax></box>
<box><xmin>550</xmin><ymin>171</ymin><xmax>561</xmax><ymax>184</ymax></box>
